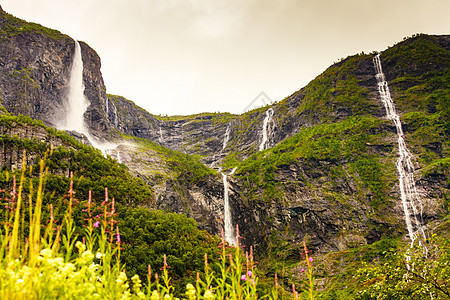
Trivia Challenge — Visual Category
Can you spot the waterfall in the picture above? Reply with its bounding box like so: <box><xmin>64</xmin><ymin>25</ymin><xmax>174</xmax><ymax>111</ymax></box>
<box><xmin>373</xmin><ymin>53</ymin><xmax>426</xmax><ymax>246</ymax></box>
<box><xmin>58</xmin><ymin>39</ymin><xmax>119</xmax><ymax>157</ymax></box>
<box><xmin>223</xmin><ymin>167</ymin><xmax>238</xmax><ymax>246</ymax></box>
<box><xmin>104</xmin><ymin>97</ymin><xmax>119</xmax><ymax>128</ymax></box>
<box><xmin>60</xmin><ymin>40</ymin><xmax>89</xmax><ymax>133</ymax></box>
<box><xmin>259</xmin><ymin>108</ymin><xmax>274</xmax><ymax>151</ymax></box>
<box><xmin>222</xmin><ymin>124</ymin><xmax>231</xmax><ymax>151</ymax></box>
<box><xmin>116</xmin><ymin>150</ymin><xmax>122</xmax><ymax>163</ymax></box>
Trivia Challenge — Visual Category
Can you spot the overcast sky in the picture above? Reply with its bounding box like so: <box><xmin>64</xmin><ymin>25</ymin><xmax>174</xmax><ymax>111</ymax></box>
<box><xmin>2</xmin><ymin>0</ymin><xmax>449</xmax><ymax>116</ymax></box>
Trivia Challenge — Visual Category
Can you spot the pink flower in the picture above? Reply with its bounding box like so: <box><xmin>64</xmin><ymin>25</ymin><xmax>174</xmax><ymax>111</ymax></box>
<box><xmin>301</xmin><ymin>269</ymin><xmax>305</xmax><ymax>272</ymax></box>
<box><xmin>116</xmin><ymin>226</ymin><xmax>121</xmax><ymax>243</ymax></box>
<box><xmin>94</xmin><ymin>221</ymin><xmax>100</xmax><ymax>228</ymax></box>
<box><xmin>309</xmin><ymin>257</ymin><xmax>313</xmax><ymax>263</ymax></box>
<box><xmin>241</xmin><ymin>274</ymin><xmax>247</xmax><ymax>281</ymax></box>
<box><xmin>247</xmin><ymin>270</ymin><xmax>253</xmax><ymax>278</ymax></box>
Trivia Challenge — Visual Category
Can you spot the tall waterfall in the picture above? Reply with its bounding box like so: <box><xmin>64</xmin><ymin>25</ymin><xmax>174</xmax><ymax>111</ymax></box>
<box><xmin>59</xmin><ymin>39</ymin><xmax>118</xmax><ymax>155</ymax></box>
<box><xmin>259</xmin><ymin>108</ymin><xmax>274</xmax><ymax>151</ymax></box>
<box><xmin>222</xmin><ymin>124</ymin><xmax>231</xmax><ymax>151</ymax></box>
<box><xmin>223</xmin><ymin>167</ymin><xmax>237</xmax><ymax>246</ymax></box>
<box><xmin>60</xmin><ymin>40</ymin><xmax>89</xmax><ymax>133</ymax></box>
<box><xmin>373</xmin><ymin>53</ymin><xmax>426</xmax><ymax>246</ymax></box>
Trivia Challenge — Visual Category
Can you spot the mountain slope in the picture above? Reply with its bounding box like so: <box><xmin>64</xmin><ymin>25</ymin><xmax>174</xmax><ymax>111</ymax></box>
<box><xmin>0</xmin><ymin>6</ymin><xmax>449</xmax><ymax>293</ymax></box>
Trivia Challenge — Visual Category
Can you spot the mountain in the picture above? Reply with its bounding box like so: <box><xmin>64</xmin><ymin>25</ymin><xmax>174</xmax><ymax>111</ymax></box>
<box><xmin>0</xmin><ymin>5</ymin><xmax>449</xmax><ymax>293</ymax></box>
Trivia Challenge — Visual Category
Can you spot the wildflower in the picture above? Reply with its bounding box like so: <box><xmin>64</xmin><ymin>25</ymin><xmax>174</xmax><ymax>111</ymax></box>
<box><xmin>241</xmin><ymin>274</ymin><xmax>247</xmax><ymax>281</ymax></box>
<box><xmin>150</xmin><ymin>290</ymin><xmax>160</xmax><ymax>300</ymax></box>
<box><xmin>164</xmin><ymin>295</ymin><xmax>171</xmax><ymax>300</ymax></box>
<box><xmin>131</xmin><ymin>274</ymin><xmax>142</xmax><ymax>290</ymax></box>
<box><xmin>94</xmin><ymin>220</ymin><xmax>100</xmax><ymax>228</ymax></box>
<box><xmin>48</xmin><ymin>257</ymin><xmax>64</xmax><ymax>268</ymax></box>
<box><xmin>95</xmin><ymin>252</ymin><xmax>103</xmax><ymax>259</ymax></box>
<box><xmin>204</xmin><ymin>290</ymin><xmax>215</xmax><ymax>300</ymax></box>
<box><xmin>75</xmin><ymin>241</ymin><xmax>86</xmax><ymax>252</ymax></box>
<box><xmin>60</xmin><ymin>262</ymin><xmax>76</xmax><ymax>274</ymax></box>
<box><xmin>88</xmin><ymin>263</ymin><xmax>98</xmax><ymax>273</ymax></box>
<box><xmin>116</xmin><ymin>226</ymin><xmax>121</xmax><ymax>243</ymax></box>
<box><xmin>309</xmin><ymin>257</ymin><xmax>313</xmax><ymax>263</ymax></box>
<box><xmin>81</xmin><ymin>250</ymin><xmax>94</xmax><ymax>263</ymax></box>
<box><xmin>301</xmin><ymin>268</ymin><xmax>305</xmax><ymax>272</ymax></box>
<box><xmin>185</xmin><ymin>283</ymin><xmax>196</xmax><ymax>300</ymax></box>
<box><xmin>116</xmin><ymin>272</ymin><xmax>127</xmax><ymax>284</ymax></box>
<box><xmin>40</xmin><ymin>248</ymin><xmax>52</xmax><ymax>258</ymax></box>
<box><xmin>247</xmin><ymin>270</ymin><xmax>253</xmax><ymax>278</ymax></box>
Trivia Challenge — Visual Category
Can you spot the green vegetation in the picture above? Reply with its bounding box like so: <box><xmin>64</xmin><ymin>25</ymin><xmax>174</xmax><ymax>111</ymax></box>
<box><xmin>0</xmin><ymin>11</ymin><xmax>66</xmax><ymax>40</ymax></box>
<box><xmin>0</xmin><ymin>115</ymin><xmax>153</xmax><ymax>205</ymax></box>
<box><xmin>123</xmin><ymin>135</ymin><xmax>216</xmax><ymax>183</ymax></box>
<box><xmin>234</xmin><ymin>116</ymin><xmax>393</xmax><ymax>206</ymax></box>
<box><xmin>0</xmin><ymin>162</ymin><xmax>265</xmax><ymax>299</ymax></box>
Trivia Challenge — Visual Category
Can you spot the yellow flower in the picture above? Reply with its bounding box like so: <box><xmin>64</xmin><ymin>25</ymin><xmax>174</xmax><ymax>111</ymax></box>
<box><xmin>40</xmin><ymin>248</ymin><xmax>52</xmax><ymax>258</ymax></box>
<box><xmin>150</xmin><ymin>290</ymin><xmax>160</xmax><ymax>300</ymax></box>
<box><xmin>80</xmin><ymin>250</ymin><xmax>94</xmax><ymax>264</ymax></box>
<box><xmin>204</xmin><ymin>290</ymin><xmax>215</xmax><ymax>300</ymax></box>
<box><xmin>60</xmin><ymin>262</ymin><xmax>76</xmax><ymax>274</ymax></box>
<box><xmin>116</xmin><ymin>271</ymin><xmax>128</xmax><ymax>284</ymax></box>
<box><xmin>185</xmin><ymin>284</ymin><xmax>196</xmax><ymax>300</ymax></box>
<box><xmin>75</xmin><ymin>241</ymin><xmax>86</xmax><ymax>252</ymax></box>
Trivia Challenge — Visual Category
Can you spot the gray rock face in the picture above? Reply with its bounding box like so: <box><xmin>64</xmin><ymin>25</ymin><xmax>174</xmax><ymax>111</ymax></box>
<box><xmin>0</xmin><ymin>10</ymin><xmax>117</xmax><ymax>141</ymax></box>
<box><xmin>0</xmin><ymin>12</ymin><xmax>72</xmax><ymax>127</ymax></box>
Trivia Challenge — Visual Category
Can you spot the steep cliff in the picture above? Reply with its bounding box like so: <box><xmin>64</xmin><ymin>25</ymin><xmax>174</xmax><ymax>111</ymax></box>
<box><xmin>227</xmin><ymin>34</ymin><xmax>449</xmax><ymax>257</ymax></box>
<box><xmin>0</xmin><ymin>8</ymin><xmax>117</xmax><ymax>140</ymax></box>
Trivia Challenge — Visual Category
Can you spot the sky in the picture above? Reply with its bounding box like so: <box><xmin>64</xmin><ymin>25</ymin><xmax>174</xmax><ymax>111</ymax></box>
<box><xmin>2</xmin><ymin>0</ymin><xmax>450</xmax><ymax>116</ymax></box>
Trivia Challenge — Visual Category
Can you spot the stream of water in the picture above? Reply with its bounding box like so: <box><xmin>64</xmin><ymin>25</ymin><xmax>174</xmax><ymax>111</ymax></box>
<box><xmin>259</xmin><ymin>108</ymin><xmax>274</xmax><ymax>151</ymax></box>
<box><xmin>373</xmin><ymin>53</ymin><xmax>426</xmax><ymax>246</ymax></box>
<box><xmin>222</xmin><ymin>124</ymin><xmax>231</xmax><ymax>151</ymax></box>
<box><xmin>223</xmin><ymin>167</ymin><xmax>238</xmax><ymax>245</ymax></box>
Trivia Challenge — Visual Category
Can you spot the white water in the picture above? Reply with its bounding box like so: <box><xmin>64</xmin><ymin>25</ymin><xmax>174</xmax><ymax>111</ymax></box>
<box><xmin>59</xmin><ymin>40</ymin><xmax>89</xmax><ymax>133</ymax></box>
<box><xmin>58</xmin><ymin>40</ymin><xmax>120</xmax><ymax>157</ymax></box>
<box><xmin>259</xmin><ymin>108</ymin><xmax>274</xmax><ymax>151</ymax></box>
<box><xmin>223</xmin><ymin>167</ymin><xmax>238</xmax><ymax>246</ymax></box>
<box><xmin>373</xmin><ymin>53</ymin><xmax>426</xmax><ymax>246</ymax></box>
<box><xmin>104</xmin><ymin>97</ymin><xmax>119</xmax><ymax>128</ymax></box>
<box><xmin>222</xmin><ymin>124</ymin><xmax>231</xmax><ymax>151</ymax></box>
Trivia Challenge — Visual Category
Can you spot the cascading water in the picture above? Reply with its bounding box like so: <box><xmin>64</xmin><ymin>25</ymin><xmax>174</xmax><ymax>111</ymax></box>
<box><xmin>223</xmin><ymin>167</ymin><xmax>237</xmax><ymax>246</ymax></box>
<box><xmin>259</xmin><ymin>108</ymin><xmax>274</xmax><ymax>151</ymax></box>
<box><xmin>105</xmin><ymin>97</ymin><xmax>119</xmax><ymax>128</ymax></box>
<box><xmin>373</xmin><ymin>53</ymin><xmax>426</xmax><ymax>246</ymax></box>
<box><xmin>59</xmin><ymin>39</ymin><xmax>119</xmax><ymax>156</ymax></box>
<box><xmin>59</xmin><ymin>40</ymin><xmax>89</xmax><ymax>133</ymax></box>
<box><xmin>222</xmin><ymin>124</ymin><xmax>231</xmax><ymax>151</ymax></box>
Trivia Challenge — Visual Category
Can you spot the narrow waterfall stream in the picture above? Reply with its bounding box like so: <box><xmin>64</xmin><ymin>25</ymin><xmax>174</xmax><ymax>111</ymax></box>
<box><xmin>373</xmin><ymin>53</ymin><xmax>426</xmax><ymax>246</ymax></box>
<box><xmin>223</xmin><ymin>167</ymin><xmax>237</xmax><ymax>246</ymax></box>
<box><xmin>222</xmin><ymin>124</ymin><xmax>231</xmax><ymax>151</ymax></box>
<box><xmin>259</xmin><ymin>108</ymin><xmax>274</xmax><ymax>151</ymax></box>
